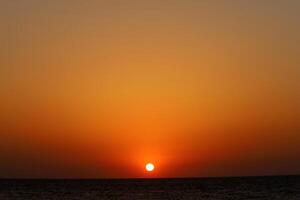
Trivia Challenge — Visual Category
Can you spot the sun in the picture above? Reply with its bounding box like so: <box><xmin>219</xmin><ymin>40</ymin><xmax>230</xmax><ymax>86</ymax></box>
<box><xmin>145</xmin><ymin>163</ymin><xmax>155</xmax><ymax>172</ymax></box>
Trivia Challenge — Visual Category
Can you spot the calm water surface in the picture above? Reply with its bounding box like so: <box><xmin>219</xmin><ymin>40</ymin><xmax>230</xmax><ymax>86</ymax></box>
<box><xmin>0</xmin><ymin>175</ymin><xmax>299</xmax><ymax>199</ymax></box>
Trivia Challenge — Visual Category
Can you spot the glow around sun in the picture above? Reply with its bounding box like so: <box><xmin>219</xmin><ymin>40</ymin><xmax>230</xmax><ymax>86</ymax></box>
<box><xmin>145</xmin><ymin>163</ymin><xmax>155</xmax><ymax>172</ymax></box>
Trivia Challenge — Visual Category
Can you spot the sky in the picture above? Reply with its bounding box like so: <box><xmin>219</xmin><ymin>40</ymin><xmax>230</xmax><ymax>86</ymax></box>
<box><xmin>0</xmin><ymin>0</ymin><xmax>300</xmax><ymax>178</ymax></box>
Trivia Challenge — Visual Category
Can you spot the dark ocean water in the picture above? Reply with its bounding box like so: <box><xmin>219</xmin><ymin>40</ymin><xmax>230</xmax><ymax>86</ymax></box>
<box><xmin>0</xmin><ymin>175</ymin><xmax>299</xmax><ymax>199</ymax></box>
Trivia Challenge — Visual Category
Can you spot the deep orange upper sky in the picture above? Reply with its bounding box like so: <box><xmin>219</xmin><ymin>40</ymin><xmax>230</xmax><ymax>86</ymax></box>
<box><xmin>0</xmin><ymin>0</ymin><xmax>300</xmax><ymax>178</ymax></box>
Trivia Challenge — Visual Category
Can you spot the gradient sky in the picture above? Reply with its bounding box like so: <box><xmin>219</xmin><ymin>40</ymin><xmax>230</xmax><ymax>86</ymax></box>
<box><xmin>0</xmin><ymin>0</ymin><xmax>300</xmax><ymax>178</ymax></box>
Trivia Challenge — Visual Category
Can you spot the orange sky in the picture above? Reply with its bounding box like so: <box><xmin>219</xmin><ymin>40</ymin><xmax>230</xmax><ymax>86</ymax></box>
<box><xmin>0</xmin><ymin>0</ymin><xmax>300</xmax><ymax>178</ymax></box>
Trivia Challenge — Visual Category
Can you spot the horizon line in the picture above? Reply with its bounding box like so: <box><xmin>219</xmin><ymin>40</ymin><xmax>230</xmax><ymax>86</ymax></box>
<box><xmin>1</xmin><ymin>174</ymin><xmax>299</xmax><ymax>180</ymax></box>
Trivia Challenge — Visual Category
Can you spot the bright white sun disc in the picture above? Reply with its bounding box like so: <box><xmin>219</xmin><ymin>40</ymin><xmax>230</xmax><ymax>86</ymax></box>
<box><xmin>145</xmin><ymin>163</ymin><xmax>155</xmax><ymax>172</ymax></box>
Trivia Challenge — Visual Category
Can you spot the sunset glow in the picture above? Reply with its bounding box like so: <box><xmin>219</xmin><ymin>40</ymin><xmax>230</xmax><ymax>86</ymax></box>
<box><xmin>0</xmin><ymin>0</ymin><xmax>300</xmax><ymax>179</ymax></box>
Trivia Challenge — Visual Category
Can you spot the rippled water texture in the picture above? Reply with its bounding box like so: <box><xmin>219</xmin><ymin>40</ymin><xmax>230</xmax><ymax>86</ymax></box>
<box><xmin>0</xmin><ymin>175</ymin><xmax>299</xmax><ymax>199</ymax></box>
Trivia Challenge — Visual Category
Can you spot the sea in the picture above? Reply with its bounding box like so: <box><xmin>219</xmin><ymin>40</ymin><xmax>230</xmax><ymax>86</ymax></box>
<box><xmin>0</xmin><ymin>175</ymin><xmax>299</xmax><ymax>199</ymax></box>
